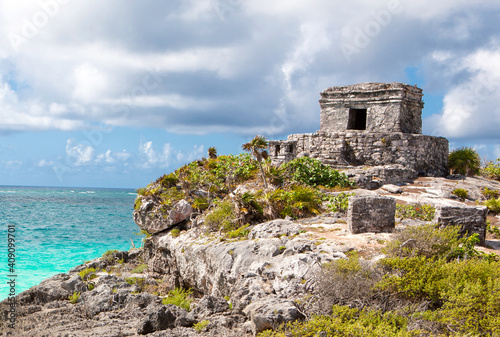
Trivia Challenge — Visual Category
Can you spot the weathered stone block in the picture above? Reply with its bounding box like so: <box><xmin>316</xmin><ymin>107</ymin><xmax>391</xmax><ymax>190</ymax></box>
<box><xmin>348</xmin><ymin>195</ymin><xmax>396</xmax><ymax>234</ymax></box>
<box><xmin>433</xmin><ymin>205</ymin><xmax>488</xmax><ymax>245</ymax></box>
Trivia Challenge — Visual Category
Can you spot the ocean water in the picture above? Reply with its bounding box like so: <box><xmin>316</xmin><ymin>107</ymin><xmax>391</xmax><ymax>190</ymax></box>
<box><xmin>0</xmin><ymin>186</ymin><xmax>143</xmax><ymax>301</ymax></box>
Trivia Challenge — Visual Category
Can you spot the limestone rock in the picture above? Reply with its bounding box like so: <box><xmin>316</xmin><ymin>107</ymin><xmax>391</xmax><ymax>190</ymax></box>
<box><xmin>348</xmin><ymin>195</ymin><xmax>396</xmax><ymax>234</ymax></box>
<box><xmin>248</xmin><ymin>219</ymin><xmax>301</xmax><ymax>239</ymax></box>
<box><xmin>134</xmin><ymin>199</ymin><xmax>193</xmax><ymax>234</ymax></box>
<box><xmin>243</xmin><ymin>298</ymin><xmax>304</xmax><ymax>335</ymax></box>
<box><xmin>192</xmin><ymin>295</ymin><xmax>230</xmax><ymax>318</ymax></box>
<box><xmin>137</xmin><ymin>304</ymin><xmax>189</xmax><ymax>334</ymax></box>
<box><xmin>381</xmin><ymin>184</ymin><xmax>403</xmax><ymax>194</ymax></box>
<box><xmin>434</xmin><ymin>205</ymin><xmax>488</xmax><ymax>245</ymax></box>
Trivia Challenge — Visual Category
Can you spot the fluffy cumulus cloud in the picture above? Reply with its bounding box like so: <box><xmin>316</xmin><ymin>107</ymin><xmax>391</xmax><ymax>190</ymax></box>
<box><xmin>0</xmin><ymin>0</ymin><xmax>500</xmax><ymax>139</ymax></box>
<box><xmin>426</xmin><ymin>44</ymin><xmax>500</xmax><ymax>139</ymax></box>
<box><xmin>138</xmin><ymin>140</ymin><xmax>204</xmax><ymax>169</ymax></box>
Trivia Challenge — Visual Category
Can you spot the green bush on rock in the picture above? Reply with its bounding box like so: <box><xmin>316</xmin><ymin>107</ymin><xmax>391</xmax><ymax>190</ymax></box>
<box><xmin>282</xmin><ymin>157</ymin><xmax>355</xmax><ymax>189</ymax></box>
<box><xmin>448</xmin><ymin>147</ymin><xmax>481</xmax><ymax>176</ymax></box>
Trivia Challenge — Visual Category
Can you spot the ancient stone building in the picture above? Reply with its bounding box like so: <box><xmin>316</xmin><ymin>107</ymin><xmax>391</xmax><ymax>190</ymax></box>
<box><xmin>269</xmin><ymin>83</ymin><xmax>449</xmax><ymax>182</ymax></box>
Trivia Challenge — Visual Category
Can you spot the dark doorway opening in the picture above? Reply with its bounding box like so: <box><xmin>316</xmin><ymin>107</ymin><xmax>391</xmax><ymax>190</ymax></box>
<box><xmin>347</xmin><ymin>108</ymin><xmax>367</xmax><ymax>130</ymax></box>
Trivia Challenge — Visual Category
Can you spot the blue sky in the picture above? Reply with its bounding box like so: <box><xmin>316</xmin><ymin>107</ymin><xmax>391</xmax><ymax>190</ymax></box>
<box><xmin>1</xmin><ymin>1</ymin><xmax>500</xmax><ymax>188</ymax></box>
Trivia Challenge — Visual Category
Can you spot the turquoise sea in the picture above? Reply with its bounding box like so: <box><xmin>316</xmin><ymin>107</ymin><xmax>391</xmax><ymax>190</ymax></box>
<box><xmin>0</xmin><ymin>186</ymin><xmax>142</xmax><ymax>301</ymax></box>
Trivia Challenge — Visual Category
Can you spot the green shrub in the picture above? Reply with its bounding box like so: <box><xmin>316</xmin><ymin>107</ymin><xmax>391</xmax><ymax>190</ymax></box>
<box><xmin>193</xmin><ymin>197</ymin><xmax>209</xmax><ymax>211</ymax></box>
<box><xmin>226</xmin><ymin>224</ymin><xmax>250</xmax><ymax>239</ymax></box>
<box><xmin>487</xmin><ymin>222</ymin><xmax>500</xmax><ymax>239</ymax></box>
<box><xmin>68</xmin><ymin>291</ymin><xmax>81</xmax><ymax>304</ymax></box>
<box><xmin>170</xmin><ymin>228</ymin><xmax>181</xmax><ymax>237</ymax></box>
<box><xmin>87</xmin><ymin>282</ymin><xmax>95</xmax><ymax>291</ymax></box>
<box><xmin>162</xmin><ymin>287</ymin><xmax>193</xmax><ymax>311</ymax></box>
<box><xmin>78</xmin><ymin>267</ymin><xmax>96</xmax><ymax>281</ymax></box>
<box><xmin>482</xmin><ymin>159</ymin><xmax>500</xmax><ymax>181</ymax></box>
<box><xmin>193</xmin><ymin>320</ymin><xmax>209</xmax><ymax>333</ymax></box>
<box><xmin>160</xmin><ymin>187</ymin><xmax>185</xmax><ymax>206</ymax></box>
<box><xmin>268</xmin><ymin>185</ymin><xmax>323</xmax><ymax>219</ymax></box>
<box><xmin>448</xmin><ymin>147</ymin><xmax>481</xmax><ymax>176</ymax></box>
<box><xmin>384</xmin><ymin>224</ymin><xmax>465</xmax><ymax>260</ymax></box>
<box><xmin>377</xmin><ymin>256</ymin><xmax>500</xmax><ymax>335</ymax></box>
<box><xmin>395</xmin><ymin>204</ymin><xmax>435</xmax><ymax>221</ymax></box>
<box><xmin>161</xmin><ymin>173</ymin><xmax>178</xmax><ymax>188</ymax></box>
<box><xmin>136</xmin><ymin>187</ymin><xmax>147</xmax><ymax>196</ymax></box>
<box><xmin>282</xmin><ymin>157</ymin><xmax>355</xmax><ymax>188</ymax></box>
<box><xmin>132</xmin><ymin>264</ymin><xmax>148</xmax><ymax>273</ymax></box>
<box><xmin>452</xmin><ymin>188</ymin><xmax>469</xmax><ymax>200</ymax></box>
<box><xmin>483</xmin><ymin>187</ymin><xmax>500</xmax><ymax>199</ymax></box>
<box><xmin>134</xmin><ymin>197</ymin><xmax>143</xmax><ymax>211</ymax></box>
<box><xmin>484</xmin><ymin>197</ymin><xmax>500</xmax><ymax>213</ymax></box>
<box><xmin>241</xmin><ymin>192</ymin><xmax>263</xmax><ymax>216</ymax></box>
<box><xmin>125</xmin><ymin>277</ymin><xmax>145</xmax><ymax>292</ymax></box>
<box><xmin>258</xmin><ymin>305</ymin><xmax>420</xmax><ymax>337</ymax></box>
<box><xmin>325</xmin><ymin>192</ymin><xmax>354</xmax><ymax>213</ymax></box>
<box><xmin>205</xmin><ymin>200</ymin><xmax>237</xmax><ymax>231</ymax></box>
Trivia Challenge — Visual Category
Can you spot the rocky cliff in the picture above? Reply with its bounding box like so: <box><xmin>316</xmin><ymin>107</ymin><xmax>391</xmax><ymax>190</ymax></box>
<box><xmin>2</xmin><ymin>156</ymin><xmax>500</xmax><ymax>336</ymax></box>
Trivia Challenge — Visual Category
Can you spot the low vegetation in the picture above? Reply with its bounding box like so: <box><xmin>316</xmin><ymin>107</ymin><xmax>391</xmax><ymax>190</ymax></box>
<box><xmin>262</xmin><ymin>225</ymin><xmax>500</xmax><ymax>337</ymax></box>
<box><xmin>451</xmin><ymin>188</ymin><xmax>469</xmax><ymax>200</ymax></box>
<box><xmin>68</xmin><ymin>291</ymin><xmax>81</xmax><ymax>304</ymax></box>
<box><xmin>482</xmin><ymin>158</ymin><xmax>500</xmax><ymax>181</ymax></box>
<box><xmin>162</xmin><ymin>287</ymin><xmax>193</xmax><ymax>311</ymax></box>
<box><xmin>448</xmin><ymin>147</ymin><xmax>481</xmax><ymax>176</ymax></box>
<box><xmin>395</xmin><ymin>204</ymin><xmax>435</xmax><ymax>222</ymax></box>
<box><xmin>135</xmin><ymin>140</ymin><xmax>356</xmax><ymax>236</ymax></box>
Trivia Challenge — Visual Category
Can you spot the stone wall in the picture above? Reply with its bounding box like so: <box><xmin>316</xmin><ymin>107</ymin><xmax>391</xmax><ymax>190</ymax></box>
<box><xmin>269</xmin><ymin>131</ymin><xmax>448</xmax><ymax>177</ymax></box>
<box><xmin>319</xmin><ymin>83</ymin><xmax>423</xmax><ymax>134</ymax></box>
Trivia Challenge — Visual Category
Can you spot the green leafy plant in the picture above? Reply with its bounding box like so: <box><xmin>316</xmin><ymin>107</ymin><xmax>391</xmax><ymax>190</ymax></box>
<box><xmin>484</xmin><ymin>197</ymin><xmax>500</xmax><ymax>213</ymax></box>
<box><xmin>483</xmin><ymin>187</ymin><xmax>500</xmax><ymax>199</ymax></box>
<box><xmin>193</xmin><ymin>197</ymin><xmax>209</xmax><ymax>211</ymax></box>
<box><xmin>325</xmin><ymin>192</ymin><xmax>354</xmax><ymax>213</ymax></box>
<box><xmin>193</xmin><ymin>320</ymin><xmax>209</xmax><ymax>333</ymax></box>
<box><xmin>134</xmin><ymin>229</ymin><xmax>151</xmax><ymax>239</ymax></box>
<box><xmin>78</xmin><ymin>267</ymin><xmax>96</xmax><ymax>281</ymax></box>
<box><xmin>205</xmin><ymin>200</ymin><xmax>237</xmax><ymax>231</ymax></box>
<box><xmin>125</xmin><ymin>277</ymin><xmax>146</xmax><ymax>292</ymax></box>
<box><xmin>282</xmin><ymin>157</ymin><xmax>355</xmax><ymax>188</ymax></box>
<box><xmin>258</xmin><ymin>305</ymin><xmax>418</xmax><ymax>337</ymax></box>
<box><xmin>452</xmin><ymin>188</ymin><xmax>469</xmax><ymax>200</ymax></box>
<box><xmin>487</xmin><ymin>222</ymin><xmax>500</xmax><ymax>239</ymax></box>
<box><xmin>448</xmin><ymin>147</ymin><xmax>481</xmax><ymax>176</ymax></box>
<box><xmin>160</xmin><ymin>173</ymin><xmax>179</xmax><ymax>188</ymax></box>
<box><xmin>136</xmin><ymin>187</ymin><xmax>147</xmax><ymax>196</ymax></box>
<box><xmin>208</xmin><ymin>146</ymin><xmax>217</xmax><ymax>159</ymax></box>
<box><xmin>170</xmin><ymin>228</ymin><xmax>181</xmax><ymax>237</ymax></box>
<box><xmin>87</xmin><ymin>282</ymin><xmax>95</xmax><ymax>291</ymax></box>
<box><xmin>268</xmin><ymin>185</ymin><xmax>323</xmax><ymax>218</ymax></box>
<box><xmin>132</xmin><ymin>264</ymin><xmax>148</xmax><ymax>273</ymax></box>
<box><xmin>162</xmin><ymin>287</ymin><xmax>193</xmax><ymax>311</ymax></box>
<box><xmin>242</xmin><ymin>135</ymin><xmax>269</xmax><ymax>188</ymax></box>
<box><xmin>395</xmin><ymin>204</ymin><xmax>435</xmax><ymax>221</ymax></box>
<box><xmin>225</xmin><ymin>224</ymin><xmax>250</xmax><ymax>239</ymax></box>
<box><xmin>68</xmin><ymin>291</ymin><xmax>81</xmax><ymax>304</ymax></box>
<box><xmin>482</xmin><ymin>159</ymin><xmax>500</xmax><ymax>181</ymax></box>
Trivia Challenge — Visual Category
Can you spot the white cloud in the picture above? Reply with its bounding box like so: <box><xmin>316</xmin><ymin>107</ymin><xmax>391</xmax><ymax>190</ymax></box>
<box><xmin>428</xmin><ymin>45</ymin><xmax>500</xmax><ymax>139</ymax></box>
<box><xmin>65</xmin><ymin>139</ymin><xmax>95</xmax><ymax>166</ymax></box>
<box><xmin>138</xmin><ymin>140</ymin><xmax>204</xmax><ymax>169</ymax></box>
<box><xmin>0</xmin><ymin>0</ymin><xmax>499</xmax><ymax>139</ymax></box>
<box><xmin>72</xmin><ymin>63</ymin><xmax>109</xmax><ymax>102</ymax></box>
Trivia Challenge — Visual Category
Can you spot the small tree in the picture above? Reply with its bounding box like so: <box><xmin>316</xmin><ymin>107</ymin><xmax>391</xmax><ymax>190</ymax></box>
<box><xmin>448</xmin><ymin>147</ymin><xmax>480</xmax><ymax>176</ymax></box>
<box><xmin>242</xmin><ymin>135</ymin><xmax>269</xmax><ymax>188</ymax></box>
<box><xmin>208</xmin><ymin>146</ymin><xmax>217</xmax><ymax>159</ymax></box>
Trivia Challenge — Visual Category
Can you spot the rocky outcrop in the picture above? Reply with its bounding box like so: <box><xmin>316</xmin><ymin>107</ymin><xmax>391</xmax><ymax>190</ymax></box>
<box><xmin>143</xmin><ymin>219</ymin><xmax>346</xmax><ymax>335</ymax></box>
<box><xmin>134</xmin><ymin>199</ymin><xmax>193</xmax><ymax>234</ymax></box>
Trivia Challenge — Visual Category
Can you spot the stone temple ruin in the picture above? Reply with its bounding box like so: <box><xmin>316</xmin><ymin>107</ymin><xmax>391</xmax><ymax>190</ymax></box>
<box><xmin>269</xmin><ymin>82</ymin><xmax>449</xmax><ymax>187</ymax></box>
